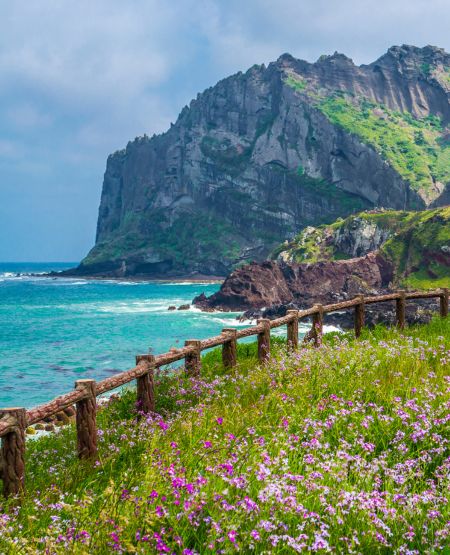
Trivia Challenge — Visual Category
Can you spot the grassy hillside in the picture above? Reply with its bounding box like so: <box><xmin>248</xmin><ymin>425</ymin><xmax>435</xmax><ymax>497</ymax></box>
<box><xmin>285</xmin><ymin>75</ymin><xmax>450</xmax><ymax>202</ymax></box>
<box><xmin>273</xmin><ymin>207</ymin><xmax>450</xmax><ymax>289</ymax></box>
<box><xmin>317</xmin><ymin>93</ymin><xmax>450</xmax><ymax>200</ymax></box>
<box><xmin>382</xmin><ymin>207</ymin><xmax>450</xmax><ymax>288</ymax></box>
<box><xmin>1</xmin><ymin>318</ymin><xmax>449</xmax><ymax>553</ymax></box>
<box><xmin>272</xmin><ymin>209</ymin><xmax>411</xmax><ymax>263</ymax></box>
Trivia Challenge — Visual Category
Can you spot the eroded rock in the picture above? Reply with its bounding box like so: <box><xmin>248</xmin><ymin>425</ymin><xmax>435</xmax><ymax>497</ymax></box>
<box><xmin>194</xmin><ymin>253</ymin><xmax>394</xmax><ymax>311</ymax></box>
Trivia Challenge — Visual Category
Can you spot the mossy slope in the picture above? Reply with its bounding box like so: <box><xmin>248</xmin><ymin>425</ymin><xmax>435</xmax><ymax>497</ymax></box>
<box><xmin>274</xmin><ymin>207</ymin><xmax>450</xmax><ymax>288</ymax></box>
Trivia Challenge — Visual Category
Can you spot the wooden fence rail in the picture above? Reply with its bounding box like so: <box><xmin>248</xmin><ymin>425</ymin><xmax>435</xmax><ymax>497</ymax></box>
<box><xmin>0</xmin><ymin>288</ymin><xmax>448</xmax><ymax>500</ymax></box>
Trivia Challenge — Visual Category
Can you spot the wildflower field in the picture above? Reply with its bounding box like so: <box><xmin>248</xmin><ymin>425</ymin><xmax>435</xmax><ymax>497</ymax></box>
<box><xmin>1</xmin><ymin>318</ymin><xmax>449</xmax><ymax>554</ymax></box>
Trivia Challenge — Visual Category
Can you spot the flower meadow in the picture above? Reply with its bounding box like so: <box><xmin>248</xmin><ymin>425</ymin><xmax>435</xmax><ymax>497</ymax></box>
<box><xmin>0</xmin><ymin>318</ymin><xmax>449</xmax><ymax>554</ymax></box>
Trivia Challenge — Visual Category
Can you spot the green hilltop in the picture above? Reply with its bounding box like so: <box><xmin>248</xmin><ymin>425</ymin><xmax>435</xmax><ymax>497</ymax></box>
<box><xmin>273</xmin><ymin>207</ymin><xmax>450</xmax><ymax>289</ymax></box>
<box><xmin>284</xmin><ymin>58</ymin><xmax>450</xmax><ymax>204</ymax></box>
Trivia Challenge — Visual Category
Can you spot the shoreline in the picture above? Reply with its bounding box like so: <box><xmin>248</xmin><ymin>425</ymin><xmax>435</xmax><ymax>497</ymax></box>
<box><xmin>29</xmin><ymin>272</ymin><xmax>226</xmax><ymax>285</ymax></box>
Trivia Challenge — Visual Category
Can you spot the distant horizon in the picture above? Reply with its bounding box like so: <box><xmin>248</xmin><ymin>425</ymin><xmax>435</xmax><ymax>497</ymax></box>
<box><xmin>0</xmin><ymin>260</ymin><xmax>79</xmax><ymax>265</ymax></box>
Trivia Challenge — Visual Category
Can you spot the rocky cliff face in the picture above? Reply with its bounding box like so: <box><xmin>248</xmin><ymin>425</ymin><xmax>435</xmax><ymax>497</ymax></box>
<box><xmin>195</xmin><ymin>207</ymin><xmax>449</xmax><ymax>312</ymax></box>
<box><xmin>77</xmin><ymin>45</ymin><xmax>450</xmax><ymax>277</ymax></box>
<box><xmin>275</xmin><ymin>212</ymin><xmax>395</xmax><ymax>263</ymax></box>
<box><xmin>333</xmin><ymin>220</ymin><xmax>391</xmax><ymax>259</ymax></box>
<box><xmin>274</xmin><ymin>207</ymin><xmax>450</xmax><ymax>289</ymax></box>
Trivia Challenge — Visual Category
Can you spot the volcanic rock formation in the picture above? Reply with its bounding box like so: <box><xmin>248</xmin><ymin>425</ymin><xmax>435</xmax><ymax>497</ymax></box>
<box><xmin>74</xmin><ymin>45</ymin><xmax>449</xmax><ymax>278</ymax></box>
<box><xmin>193</xmin><ymin>252</ymin><xmax>394</xmax><ymax>311</ymax></box>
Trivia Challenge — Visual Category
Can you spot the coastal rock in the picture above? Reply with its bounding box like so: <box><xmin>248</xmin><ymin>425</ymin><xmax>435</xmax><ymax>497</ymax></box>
<box><xmin>194</xmin><ymin>252</ymin><xmax>394</xmax><ymax>311</ymax></box>
<box><xmin>71</xmin><ymin>45</ymin><xmax>449</xmax><ymax>278</ymax></box>
<box><xmin>275</xmin><ymin>210</ymin><xmax>401</xmax><ymax>264</ymax></box>
<box><xmin>273</xmin><ymin>207</ymin><xmax>450</xmax><ymax>290</ymax></box>
<box><xmin>325</xmin><ymin>299</ymin><xmax>437</xmax><ymax>329</ymax></box>
<box><xmin>56</xmin><ymin>411</ymin><xmax>71</xmax><ymax>424</ymax></box>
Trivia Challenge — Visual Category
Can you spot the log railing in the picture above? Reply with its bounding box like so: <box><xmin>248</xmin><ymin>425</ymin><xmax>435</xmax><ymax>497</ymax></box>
<box><xmin>0</xmin><ymin>288</ymin><xmax>448</xmax><ymax>499</ymax></box>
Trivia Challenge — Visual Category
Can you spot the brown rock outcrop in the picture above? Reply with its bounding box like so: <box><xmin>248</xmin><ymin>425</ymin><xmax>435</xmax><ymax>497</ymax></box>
<box><xmin>194</xmin><ymin>252</ymin><xmax>393</xmax><ymax>311</ymax></box>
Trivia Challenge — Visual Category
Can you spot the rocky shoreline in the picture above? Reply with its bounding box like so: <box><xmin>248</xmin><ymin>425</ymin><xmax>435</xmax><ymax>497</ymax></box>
<box><xmin>31</xmin><ymin>270</ymin><xmax>225</xmax><ymax>284</ymax></box>
<box><xmin>193</xmin><ymin>253</ymin><xmax>441</xmax><ymax>330</ymax></box>
<box><xmin>193</xmin><ymin>252</ymin><xmax>393</xmax><ymax>310</ymax></box>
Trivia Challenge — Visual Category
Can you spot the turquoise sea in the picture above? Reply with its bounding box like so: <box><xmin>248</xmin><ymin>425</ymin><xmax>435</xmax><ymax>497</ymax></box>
<box><xmin>0</xmin><ymin>263</ymin><xmax>310</xmax><ymax>409</ymax></box>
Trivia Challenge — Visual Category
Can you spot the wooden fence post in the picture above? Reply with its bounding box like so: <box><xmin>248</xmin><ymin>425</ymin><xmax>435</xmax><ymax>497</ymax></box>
<box><xmin>222</xmin><ymin>329</ymin><xmax>237</xmax><ymax>369</ymax></box>
<box><xmin>257</xmin><ymin>319</ymin><xmax>271</xmax><ymax>363</ymax></box>
<box><xmin>354</xmin><ymin>295</ymin><xmax>365</xmax><ymax>338</ymax></box>
<box><xmin>396</xmin><ymin>291</ymin><xmax>406</xmax><ymax>329</ymax></box>
<box><xmin>287</xmin><ymin>310</ymin><xmax>299</xmax><ymax>351</ymax></box>
<box><xmin>185</xmin><ymin>340</ymin><xmax>201</xmax><ymax>377</ymax></box>
<box><xmin>312</xmin><ymin>305</ymin><xmax>323</xmax><ymax>347</ymax></box>
<box><xmin>135</xmin><ymin>356</ymin><xmax>155</xmax><ymax>414</ymax></box>
<box><xmin>75</xmin><ymin>379</ymin><xmax>97</xmax><ymax>460</ymax></box>
<box><xmin>440</xmin><ymin>288</ymin><xmax>449</xmax><ymax>318</ymax></box>
<box><xmin>0</xmin><ymin>408</ymin><xmax>26</xmax><ymax>498</ymax></box>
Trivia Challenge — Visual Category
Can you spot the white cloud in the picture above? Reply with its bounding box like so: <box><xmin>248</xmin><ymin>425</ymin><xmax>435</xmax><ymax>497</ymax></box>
<box><xmin>1</xmin><ymin>0</ymin><xmax>448</xmax><ymax>151</ymax></box>
<box><xmin>6</xmin><ymin>103</ymin><xmax>52</xmax><ymax>128</ymax></box>
<box><xmin>0</xmin><ymin>1</ymin><xmax>178</xmax><ymax>105</ymax></box>
<box><xmin>200</xmin><ymin>0</ymin><xmax>449</xmax><ymax>69</ymax></box>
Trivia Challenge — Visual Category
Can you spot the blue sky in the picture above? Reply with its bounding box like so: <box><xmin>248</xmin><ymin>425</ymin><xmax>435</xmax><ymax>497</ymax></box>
<box><xmin>1</xmin><ymin>0</ymin><xmax>449</xmax><ymax>262</ymax></box>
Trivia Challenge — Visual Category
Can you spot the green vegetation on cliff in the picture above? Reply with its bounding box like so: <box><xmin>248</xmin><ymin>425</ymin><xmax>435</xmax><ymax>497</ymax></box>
<box><xmin>2</xmin><ymin>319</ymin><xmax>449</xmax><ymax>553</ymax></box>
<box><xmin>83</xmin><ymin>211</ymin><xmax>241</xmax><ymax>272</ymax></box>
<box><xmin>317</xmin><ymin>94</ymin><xmax>450</xmax><ymax>197</ymax></box>
<box><xmin>79</xmin><ymin>47</ymin><xmax>449</xmax><ymax>278</ymax></box>
<box><xmin>273</xmin><ymin>207</ymin><xmax>450</xmax><ymax>288</ymax></box>
<box><xmin>381</xmin><ymin>207</ymin><xmax>450</xmax><ymax>288</ymax></box>
<box><xmin>272</xmin><ymin>209</ymin><xmax>412</xmax><ymax>263</ymax></box>
<box><xmin>284</xmin><ymin>73</ymin><xmax>450</xmax><ymax>200</ymax></box>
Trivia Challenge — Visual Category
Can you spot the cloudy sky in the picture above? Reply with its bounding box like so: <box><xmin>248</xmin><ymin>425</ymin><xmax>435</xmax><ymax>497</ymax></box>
<box><xmin>1</xmin><ymin>0</ymin><xmax>449</xmax><ymax>262</ymax></box>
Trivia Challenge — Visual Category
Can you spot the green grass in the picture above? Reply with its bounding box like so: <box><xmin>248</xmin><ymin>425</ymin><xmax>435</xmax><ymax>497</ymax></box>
<box><xmin>284</xmin><ymin>74</ymin><xmax>450</xmax><ymax>198</ymax></box>
<box><xmin>381</xmin><ymin>206</ymin><xmax>450</xmax><ymax>288</ymax></box>
<box><xmin>1</xmin><ymin>319</ymin><xmax>449</xmax><ymax>553</ymax></box>
<box><xmin>272</xmin><ymin>209</ymin><xmax>412</xmax><ymax>263</ymax></box>
<box><xmin>285</xmin><ymin>74</ymin><xmax>307</xmax><ymax>92</ymax></box>
<box><xmin>273</xmin><ymin>207</ymin><xmax>450</xmax><ymax>289</ymax></box>
<box><xmin>316</xmin><ymin>94</ymin><xmax>450</xmax><ymax>196</ymax></box>
<box><xmin>271</xmin><ymin>225</ymin><xmax>332</xmax><ymax>263</ymax></box>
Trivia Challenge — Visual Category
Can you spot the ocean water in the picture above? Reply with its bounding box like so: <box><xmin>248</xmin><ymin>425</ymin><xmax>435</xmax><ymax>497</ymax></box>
<box><xmin>0</xmin><ymin>263</ymin><xmax>311</xmax><ymax>409</ymax></box>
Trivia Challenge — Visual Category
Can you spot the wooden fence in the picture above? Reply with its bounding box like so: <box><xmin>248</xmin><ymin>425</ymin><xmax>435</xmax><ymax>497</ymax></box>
<box><xmin>0</xmin><ymin>288</ymin><xmax>448</xmax><ymax>500</ymax></box>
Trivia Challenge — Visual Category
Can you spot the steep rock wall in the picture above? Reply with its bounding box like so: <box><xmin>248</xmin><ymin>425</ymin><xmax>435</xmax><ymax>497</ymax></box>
<box><xmin>77</xmin><ymin>45</ymin><xmax>449</xmax><ymax>277</ymax></box>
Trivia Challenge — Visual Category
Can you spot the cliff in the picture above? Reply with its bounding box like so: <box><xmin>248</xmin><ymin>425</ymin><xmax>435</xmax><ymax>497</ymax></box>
<box><xmin>76</xmin><ymin>45</ymin><xmax>450</xmax><ymax>277</ymax></box>
<box><xmin>274</xmin><ymin>206</ymin><xmax>450</xmax><ymax>288</ymax></box>
<box><xmin>194</xmin><ymin>207</ymin><xmax>449</xmax><ymax>311</ymax></box>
